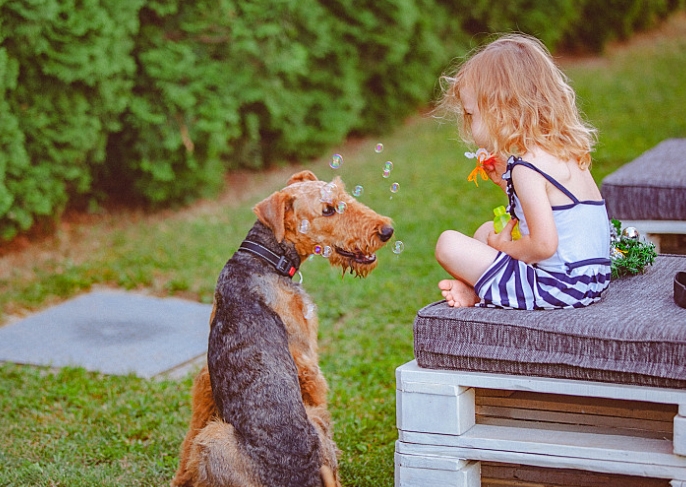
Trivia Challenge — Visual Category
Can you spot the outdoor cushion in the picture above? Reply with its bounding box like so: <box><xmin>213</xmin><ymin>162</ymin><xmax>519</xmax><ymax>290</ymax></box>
<box><xmin>414</xmin><ymin>254</ymin><xmax>686</xmax><ymax>389</ymax></box>
<box><xmin>601</xmin><ymin>138</ymin><xmax>686</xmax><ymax>221</ymax></box>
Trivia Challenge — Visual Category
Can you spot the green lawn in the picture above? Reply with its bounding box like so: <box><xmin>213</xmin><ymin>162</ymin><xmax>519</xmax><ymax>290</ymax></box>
<box><xmin>1</xmin><ymin>13</ymin><xmax>686</xmax><ymax>487</ymax></box>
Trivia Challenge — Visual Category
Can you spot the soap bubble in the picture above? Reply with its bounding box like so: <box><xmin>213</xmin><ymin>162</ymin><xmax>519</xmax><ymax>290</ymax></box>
<box><xmin>320</xmin><ymin>183</ymin><xmax>335</xmax><ymax>203</ymax></box>
<box><xmin>330</xmin><ymin>153</ymin><xmax>343</xmax><ymax>169</ymax></box>
<box><xmin>299</xmin><ymin>220</ymin><xmax>310</xmax><ymax>234</ymax></box>
<box><xmin>353</xmin><ymin>185</ymin><xmax>364</xmax><ymax>197</ymax></box>
<box><xmin>393</xmin><ymin>241</ymin><xmax>405</xmax><ymax>254</ymax></box>
<box><xmin>314</xmin><ymin>245</ymin><xmax>322</xmax><ymax>255</ymax></box>
<box><xmin>322</xmin><ymin>246</ymin><xmax>333</xmax><ymax>258</ymax></box>
<box><xmin>375</xmin><ymin>143</ymin><xmax>384</xmax><ymax>153</ymax></box>
<box><xmin>304</xmin><ymin>303</ymin><xmax>316</xmax><ymax>320</ymax></box>
<box><xmin>382</xmin><ymin>169</ymin><xmax>391</xmax><ymax>178</ymax></box>
<box><xmin>336</xmin><ymin>201</ymin><xmax>347</xmax><ymax>214</ymax></box>
<box><xmin>384</xmin><ymin>161</ymin><xmax>393</xmax><ymax>171</ymax></box>
<box><xmin>390</xmin><ymin>182</ymin><xmax>400</xmax><ymax>193</ymax></box>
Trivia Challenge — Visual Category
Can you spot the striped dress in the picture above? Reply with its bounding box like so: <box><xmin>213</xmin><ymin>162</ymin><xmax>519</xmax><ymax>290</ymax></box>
<box><xmin>474</xmin><ymin>156</ymin><xmax>611</xmax><ymax>310</ymax></box>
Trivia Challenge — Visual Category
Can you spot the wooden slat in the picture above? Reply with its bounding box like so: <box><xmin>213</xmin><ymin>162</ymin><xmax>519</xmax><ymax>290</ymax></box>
<box><xmin>475</xmin><ymin>389</ymin><xmax>674</xmax><ymax>438</ymax></box>
<box><xmin>398</xmin><ymin>421</ymin><xmax>686</xmax><ymax>479</ymax></box>
<box><xmin>481</xmin><ymin>462</ymin><xmax>669</xmax><ymax>487</ymax></box>
<box><xmin>397</xmin><ymin>361</ymin><xmax>686</xmax><ymax>405</ymax></box>
<box><xmin>476</xmin><ymin>389</ymin><xmax>678</xmax><ymax>421</ymax></box>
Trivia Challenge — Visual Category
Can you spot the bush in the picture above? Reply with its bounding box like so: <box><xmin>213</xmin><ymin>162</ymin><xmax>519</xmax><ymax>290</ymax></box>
<box><xmin>560</xmin><ymin>0</ymin><xmax>683</xmax><ymax>52</ymax></box>
<box><xmin>0</xmin><ymin>0</ymin><xmax>143</xmax><ymax>239</ymax></box>
<box><xmin>0</xmin><ymin>0</ymin><xmax>683</xmax><ymax>239</ymax></box>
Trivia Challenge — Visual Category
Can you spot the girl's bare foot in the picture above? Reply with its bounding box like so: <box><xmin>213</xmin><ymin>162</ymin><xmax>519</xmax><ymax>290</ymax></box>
<box><xmin>438</xmin><ymin>279</ymin><xmax>480</xmax><ymax>307</ymax></box>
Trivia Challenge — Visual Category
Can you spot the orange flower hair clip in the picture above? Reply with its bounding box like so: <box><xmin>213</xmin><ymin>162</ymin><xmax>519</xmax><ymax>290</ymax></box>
<box><xmin>465</xmin><ymin>148</ymin><xmax>497</xmax><ymax>187</ymax></box>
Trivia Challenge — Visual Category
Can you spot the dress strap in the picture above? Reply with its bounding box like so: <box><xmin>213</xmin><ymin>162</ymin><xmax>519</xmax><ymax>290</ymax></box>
<box><xmin>510</xmin><ymin>158</ymin><xmax>580</xmax><ymax>204</ymax></box>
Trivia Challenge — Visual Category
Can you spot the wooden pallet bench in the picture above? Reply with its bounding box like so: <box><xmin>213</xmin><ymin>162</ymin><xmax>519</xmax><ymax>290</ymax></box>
<box><xmin>602</xmin><ymin>139</ymin><xmax>686</xmax><ymax>252</ymax></box>
<box><xmin>396</xmin><ymin>254</ymin><xmax>686</xmax><ymax>487</ymax></box>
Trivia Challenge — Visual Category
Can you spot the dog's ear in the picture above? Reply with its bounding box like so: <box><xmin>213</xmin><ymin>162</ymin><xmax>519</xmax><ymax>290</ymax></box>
<box><xmin>253</xmin><ymin>191</ymin><xmax>293</xmax><ymax>242</ymax></box>
<box><xmin>287</xmin><ymin>170</ymin><xmax>318</xmax><ymax>186</ymax></box>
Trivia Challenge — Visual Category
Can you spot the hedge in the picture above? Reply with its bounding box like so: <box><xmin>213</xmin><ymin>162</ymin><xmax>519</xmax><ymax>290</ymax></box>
<box><xmin>0</xmin><ymin>0</ymin><xmax>682</xmax><ymax>240</ymax></box>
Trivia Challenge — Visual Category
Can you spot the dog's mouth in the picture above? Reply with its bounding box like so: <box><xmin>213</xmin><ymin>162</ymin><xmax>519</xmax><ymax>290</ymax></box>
<box><xmin>335</xmin><ymin>247</ymin><xmax>377</xmax><ymax>265</ymax></box>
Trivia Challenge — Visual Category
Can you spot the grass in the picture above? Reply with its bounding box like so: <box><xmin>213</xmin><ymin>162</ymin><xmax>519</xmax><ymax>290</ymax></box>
<box><xmin>1</xmin><ymin>13</ymin><xmax>686</xmax><ymax>487</ymax></box>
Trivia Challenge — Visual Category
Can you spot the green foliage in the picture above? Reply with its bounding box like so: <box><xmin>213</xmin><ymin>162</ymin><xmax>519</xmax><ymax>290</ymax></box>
<box><xmin>443</xmin><ymin>0</ymin><xmax>581</xmax><ymax>49</ymax></box>
<box><xmin>0</xmin><ymin>0</ymin><xmax>143</xmax><ymax>239</ymax></box>
<box><xmin>1</xmin><ymin>2</ymin><xmax>684</xmax><ymax>237</ymax></box>
<box><xmin>561</xmin><ymin>0</ymin><xmax>682</xmax><ymax>52</ymax></box>
<box><xmin>610</xmin><ymin>219</ymin><xmax>658</xmax><ymax>279</ymax></box>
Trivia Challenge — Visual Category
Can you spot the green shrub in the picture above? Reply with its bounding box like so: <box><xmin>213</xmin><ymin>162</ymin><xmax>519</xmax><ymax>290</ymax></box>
<box><xmin>0</xmin><ymin>0</ymin><xmax>143</xmax><ymax>239</ymax></box>
<box><xmin>443</xmin><ymin>0</ymin><xmax>580</xmax><ymax>50</ymax></box>
<box><xmin>0</xmin><ymin>1</ymin><xmax>683</xmax><ymax>238</ymax></box>
<box><xmin>562</xmin><ymin>0</ymin><xmax>685</xmax><ymax>52</ymax></box>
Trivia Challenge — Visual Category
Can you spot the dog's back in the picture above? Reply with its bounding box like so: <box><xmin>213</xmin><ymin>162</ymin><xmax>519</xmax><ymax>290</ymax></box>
<box><xmin>206</xmin><ymin>222</ymin><xmax>324</xmax><ymax>486</ymax></box>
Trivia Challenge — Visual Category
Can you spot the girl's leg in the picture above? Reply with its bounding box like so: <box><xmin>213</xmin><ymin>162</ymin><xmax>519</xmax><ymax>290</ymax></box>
<box><xmin>435</xmin><ymin>228</ymin><xmax>498</xmax><ymax>307</ymax></box>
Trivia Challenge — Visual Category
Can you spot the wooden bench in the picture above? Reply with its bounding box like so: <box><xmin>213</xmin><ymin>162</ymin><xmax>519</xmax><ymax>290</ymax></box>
<box><xmin>602</xmin><ymin>139</ymin><xmax>686</xmax><ymax>252</ymax></box>
<box><xmin>396</xmin><ymin>255</ymin><xmax>686</xmax><ymax>486</ymax></box>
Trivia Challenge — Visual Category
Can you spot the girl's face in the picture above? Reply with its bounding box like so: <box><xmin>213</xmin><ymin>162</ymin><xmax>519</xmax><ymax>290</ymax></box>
<box><xmin>460</xmin><ymin>86</ymin><xmax>489</xmax><ymax>149</ymax></box>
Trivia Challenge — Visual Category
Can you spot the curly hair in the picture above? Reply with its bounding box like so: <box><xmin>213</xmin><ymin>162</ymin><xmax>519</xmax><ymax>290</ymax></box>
<box><xmin>436</xmin><ymin>33</ymin><xmax>597</xmax><ymax>169</ymax></box>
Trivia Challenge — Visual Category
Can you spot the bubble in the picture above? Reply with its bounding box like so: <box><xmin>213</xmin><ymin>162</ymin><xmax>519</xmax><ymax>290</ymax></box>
<box><xmin>336</xmin><ymin>201</ymin><xmax>347</xmax><ymax>214</ymax></box>
<box><xmin>390</xmin><ymin>182</ymin><xmax>400</xmax><ymax>193</ymax></box>
<box><xmin>322</xmin><ymin>246</ymin><xmax>333</xmax><ymax>258</ymax></box>
<box><xmin>304</xmin><ymin>303</ymin><xmax>316</xmax><ymax>320</ymax></box>
<box><xmin>320</xmin><ymin>183</ymin><xmax>335</xmax><ymax>203</ymax></box>
<box><xmin>393</xmin><ymin>241</ymin><xmax>405</xmax><ymax>254</ymax></box>
<box><xmin>330</xmin><ymin>153</ymin><xmax>343</xmax><ymax>169</ymax></box>
<box><xmin>384</xmin><ymin>161</ymin><xmax>393</xmax><ymax>171</ymax></box>
<box><xmin>314</xmin><ymin>245</ymin><xmax>322</xmax><ymax>255</ymax></box>
<box><xmin>382</xmin><ymin>169</ymin><xmax>391</xmax><ymax>178</ymax></box>
<box><xmin>375</xmin><ymin>143</ymin><xmax>384</xmax><ymax>153</ymax></box>
<box><xmin>353</xmin><ymin>185</ymin><xmax>364</xmax><ymax>197</ymax></box>
<box><xmin>299</xmin><ymin>219</ymin><xmax>310</xmax><ymax>234</ymax></box>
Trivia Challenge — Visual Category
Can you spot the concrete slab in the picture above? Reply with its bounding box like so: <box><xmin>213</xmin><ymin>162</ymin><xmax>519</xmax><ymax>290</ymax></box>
<box><xmin>0</xmin><ymin>290</ymin><xmax>211</xmax><ymax>378</ymax></box>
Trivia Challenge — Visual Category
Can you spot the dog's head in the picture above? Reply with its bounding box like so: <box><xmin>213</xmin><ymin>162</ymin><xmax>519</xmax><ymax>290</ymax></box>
<box><xmin>254</xmin><ymin>170</ymin><xmax>394</xmax><ymax>277</ymax></box>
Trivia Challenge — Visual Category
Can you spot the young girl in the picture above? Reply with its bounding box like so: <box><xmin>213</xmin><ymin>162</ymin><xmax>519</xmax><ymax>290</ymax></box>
<box><xmin>435</xmin><ymin>33</ymin><xmax>611</xmax><ymax>309</ymax></box>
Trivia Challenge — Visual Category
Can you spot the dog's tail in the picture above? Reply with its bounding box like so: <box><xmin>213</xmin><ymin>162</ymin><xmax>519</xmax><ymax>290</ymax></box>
<box><xmin>320</xmin><ymin>465</ymin><xmax>338</xmax><ymax>487</ymax></box>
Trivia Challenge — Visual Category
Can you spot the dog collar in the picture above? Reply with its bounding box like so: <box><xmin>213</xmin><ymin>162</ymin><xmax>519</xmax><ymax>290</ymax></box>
<box><xmin>238</xmin><ymin>240</ymin><xmax>299</xmax><ymax>278</ymax></box>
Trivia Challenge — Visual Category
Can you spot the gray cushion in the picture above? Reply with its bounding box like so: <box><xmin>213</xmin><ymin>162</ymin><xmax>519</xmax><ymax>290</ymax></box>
<box><xmin>414</xmin><ymin>255</ymin><xmax>686</xmax><ymax>388</ymax></box>
<box><xmin>601</xmin><ymin>138</ymin><xmax>686</xmax><ymax>221</ymax></box>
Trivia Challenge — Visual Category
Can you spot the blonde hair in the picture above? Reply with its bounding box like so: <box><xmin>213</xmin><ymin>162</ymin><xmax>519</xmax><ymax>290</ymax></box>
<box><xmin>437</xmin><ymin>33</ymin><xmax>597</xmax><ymax>169</ymax></box>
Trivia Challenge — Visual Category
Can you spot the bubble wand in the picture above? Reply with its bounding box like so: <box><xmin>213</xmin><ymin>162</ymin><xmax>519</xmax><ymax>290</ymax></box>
<box><xmin>466</xmin><ymin>149</ymin><xmax>521</xmax><ymax>240</ymax></box>
<box><xmin>465</xmin><ymin>148</ymin><xmax>497</xmax><ymax>187</ymax></box>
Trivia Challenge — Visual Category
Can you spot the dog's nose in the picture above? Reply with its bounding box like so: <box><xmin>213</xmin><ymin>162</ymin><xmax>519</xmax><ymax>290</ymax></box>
<box><xmin>379</xmin><ymin>225</ymin><xmax>394</xmax><ymax>242</ymax></box>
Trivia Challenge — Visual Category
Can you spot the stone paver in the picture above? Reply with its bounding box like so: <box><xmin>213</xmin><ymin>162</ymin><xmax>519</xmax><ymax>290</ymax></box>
<box><xmin>0</xmin><ymin>290</ymin><xmax>211</xmax><ymax>378</ymax></box>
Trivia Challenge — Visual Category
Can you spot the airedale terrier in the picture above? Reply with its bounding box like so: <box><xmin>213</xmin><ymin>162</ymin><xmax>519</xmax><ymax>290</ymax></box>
<box><xmin>171</xmin><ymin>170</ymin><xmax>394</xmax><ymax>487</ymax></box>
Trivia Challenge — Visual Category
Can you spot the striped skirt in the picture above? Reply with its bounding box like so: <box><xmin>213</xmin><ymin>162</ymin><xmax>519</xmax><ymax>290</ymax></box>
<box><xmin>474</xmin><ymin>252</ymin><xmax>612</xmax><ymax>310</ymax></box>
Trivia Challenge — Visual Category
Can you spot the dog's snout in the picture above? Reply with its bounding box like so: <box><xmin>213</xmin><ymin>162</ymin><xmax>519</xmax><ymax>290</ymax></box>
<box><xmin>379</xmin><ymin>225</ymin><xmax>394</xmax><ymax>242</ymax></box>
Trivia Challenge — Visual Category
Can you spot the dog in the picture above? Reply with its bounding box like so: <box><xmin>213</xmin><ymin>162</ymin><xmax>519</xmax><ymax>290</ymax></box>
<box><xmin>171</xmin><ymin>170</ymin><xmax>394</xmax><ymax>487</ymax></box>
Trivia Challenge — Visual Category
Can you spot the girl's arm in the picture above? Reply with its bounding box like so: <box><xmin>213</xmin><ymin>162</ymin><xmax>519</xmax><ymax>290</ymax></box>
<box><xmin>487</xmin><ymin>165</ymin><xmax>558</xmax><ymax>264</ymax></box>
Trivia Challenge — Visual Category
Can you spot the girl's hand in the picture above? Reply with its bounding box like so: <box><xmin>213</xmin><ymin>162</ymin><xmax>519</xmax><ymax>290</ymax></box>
<box><xmin>484</xmin><ymin>156</ymin><xmax>507</xmax><ymax>192</ymax></box>
<box><xmin>487</xmin><ymin>217</ymin><xmax>518</xmax><ymax>250</ymax></box>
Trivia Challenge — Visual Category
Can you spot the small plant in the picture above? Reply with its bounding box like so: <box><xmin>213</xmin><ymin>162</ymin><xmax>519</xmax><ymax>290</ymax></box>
<box><xmin>610</xmin><ymin>219</ymin><xmax>657</xmax><ymax>279</ymax></box>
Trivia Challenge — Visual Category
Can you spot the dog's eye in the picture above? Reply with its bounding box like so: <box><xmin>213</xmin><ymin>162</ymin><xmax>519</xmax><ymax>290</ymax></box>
<box><xmin>322</xmin><ymin>205</ymin><xmax>336</xmax><ymax>217</ymax></box>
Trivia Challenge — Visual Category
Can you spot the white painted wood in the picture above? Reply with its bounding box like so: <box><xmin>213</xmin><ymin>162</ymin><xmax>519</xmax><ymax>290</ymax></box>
<box><xmin>395</xmin><ymin>449</ymin><xmax>480</xmax><ymax>487</ymax></box>
<box><xmin>396</xmin><ymin>438</ymin><xmax>686</xmax><ymax>480</ymax></box>
<box><xmin>395</xmin><ymin>361</ymin><xmax>686</xmax><ymax>485</ymax></box>
<box><xmin>397</xmin><ymin>361</ymin><xmax>686</xmax><ymax>405</ymax></box>
<box><xmin>399</xmin><ymin>425</ymin><xmax>686</xmax><ymax>467</ymax></box>
<box><xmin>397</xmin><ymin>382</ymin><xmax>475</xmax><ymax>435</ymax></box>
<box><xmin>675</xmin><ymin>414</ymin><xmax>686</xmax><ymax>456</ymax></box>
<box><xmin>620</xmin><ymin>220</ymin><xmax>686</xmax><ymax>235</ymax></box>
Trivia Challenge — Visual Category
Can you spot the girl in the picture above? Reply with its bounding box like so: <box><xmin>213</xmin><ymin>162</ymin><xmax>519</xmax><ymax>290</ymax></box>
<box><xmin>435</xmin><ymin>33</ymin><xmax>611</xmax><ymax>309</ymax></box>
